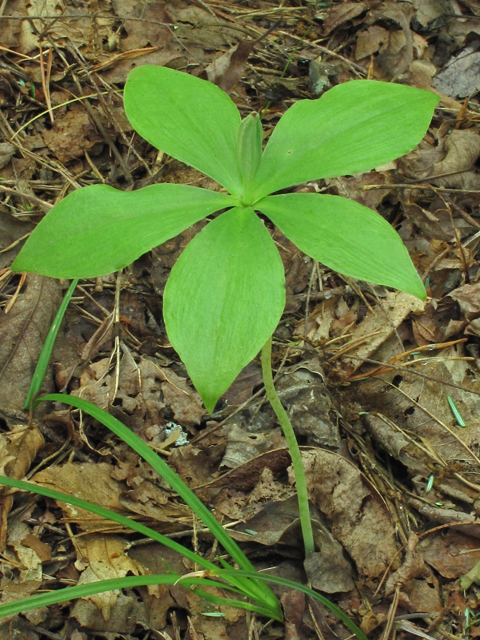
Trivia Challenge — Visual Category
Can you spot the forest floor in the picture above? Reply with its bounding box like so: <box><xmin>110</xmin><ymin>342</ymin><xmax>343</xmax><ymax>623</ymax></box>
<box><xmin>1</xmin><ymin>0</ymin><xmax>480</xmax><ymax>639</ymax></box>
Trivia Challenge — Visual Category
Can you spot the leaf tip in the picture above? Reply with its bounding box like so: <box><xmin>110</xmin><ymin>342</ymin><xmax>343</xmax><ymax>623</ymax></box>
<box><xmin>202</xmin><ymin>394</ymin><xmax>218</xmax><ymax>415</ymax></box>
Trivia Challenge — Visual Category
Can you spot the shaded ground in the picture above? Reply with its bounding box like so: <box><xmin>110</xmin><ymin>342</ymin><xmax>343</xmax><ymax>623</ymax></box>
<box><xmin>2</xmin><ymin>0</ymin><xmax>480</xmax><ymax>638</ymax></box>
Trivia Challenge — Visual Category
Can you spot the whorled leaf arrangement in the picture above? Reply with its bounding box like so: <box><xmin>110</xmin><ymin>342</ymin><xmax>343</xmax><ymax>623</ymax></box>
<box><xmin>13</xmin><ymin>66</ymin><xmax>439</xmax><ymax>411</ymax></box>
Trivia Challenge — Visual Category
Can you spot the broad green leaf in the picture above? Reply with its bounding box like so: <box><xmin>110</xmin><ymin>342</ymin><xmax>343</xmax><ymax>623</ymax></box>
<box><xmin>257</xmin><ymin>193</ymin><xmax>426</xmax><ymax>300</ymax></box>
<box><xmin>249</xmin><ymin>81</ymin><xmax>439</xmax><ymax>202</ymax></box>
<box><xmin>164</xmin><ymin>207</ymin><xmax>285</xmax><ymax>412</ymax></box>
<box><xmin>124</xmin><ymin>66</ymin><xmax>243</xmax><ymax>197</ymax></box>
<box><xmin>12</xmin><ymin>184</ymin><xmax>235</xmax><ymax>278</ymax></box>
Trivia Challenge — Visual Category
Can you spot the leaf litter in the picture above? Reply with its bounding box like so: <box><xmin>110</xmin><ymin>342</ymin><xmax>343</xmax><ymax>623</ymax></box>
<box><xmin>3</xmin><ymin>0</ymin><xmax>480</xmax><ymax>638</ymax></box>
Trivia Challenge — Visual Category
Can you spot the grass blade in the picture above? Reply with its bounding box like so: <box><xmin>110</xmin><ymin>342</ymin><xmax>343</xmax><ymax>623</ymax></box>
<box><xmin>217</xmin><ymin>569</ymin><xmax>368</xmax><ymax>640</ymax></box>
<box><xmin>0</xmin><ymin>475</ymin><xmax>217</xmax><ymax>572</ymax></box>
<box><xmin>24</xmin><ymin>278</ymin><xmax>78</xmax><ymax>410</ymax></box>
<box><xmin>0</xmin><ymin>476</ymin><xmax>282</xmax><ymax>619</ymax></box>
<box><xmin>0</xmin><ymin>574</ymin><xmax>254</xmax><ymax>619</ymax></box>
<box><xmin>36</xmin><ymin>394</ymin><xmax>281</xmax><ymax>616</ymax></box>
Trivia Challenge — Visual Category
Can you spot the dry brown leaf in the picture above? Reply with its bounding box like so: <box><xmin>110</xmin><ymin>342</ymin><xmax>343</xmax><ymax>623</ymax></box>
<box><xmin>7</xmin><ymin>520</ymin><xmax>43</xmax><ymax>581</ymax></box>
<box><xmin>75</xmin><ymin>534</ymin><xmax>148</xmax><ymax>621</ymax></box>
<box><xmin>355</xmin><ymin>25</ymin><xmax>389</xmax><ymax>60</ymax></box>
<box><xmin>0</xmin><ymin>425</ymin><xmax>44</xmax><ymax>550</ymax></box>
<box><xmin>385</xmin><ymin>533</ymin><xmax>442</xmax><ymax>613</ymax></box>
<box><xmin>0</xmin><ymin>211</ymin><xmax>35</xmax><ymax>271</ymax></box>
<box><xmin>160</xmin><ymin>367</ymin><xmax>205</xmax><ymax>428</ymax></box>
<box><xmin>0</xmin><ymin>274</ymin><xmax>61</xmax><ymax>415</ymax></box>
<box><xmin>341</xmin><ymin>290</ymin><xmax>425</xmax><ymax>376</ymax></box>
<box><xmin>305</xmin><ymin>525</ymin><xmax>355</xmax><ymax>593</ymax></box>
<box><xmin>432</xmin><ymin>129</ymin><xmax>480</xmax><ymax>176</ymax></box>
<box><xmin>33</xmin><ymin>461</ymin><xmax>129</xmax><ymax>529</ymax></box>
<box><xmin>205</xmin><ymin>40</ymin><xmax>255</xmax><ymax>93</ymax></box>
<box><xmin>301</xmin><ymin>448</ymin><xmax>399</xmax><ymax>582</ymax></box>
<box><xmin>322</xmin><ymin>2</ymin><xmax>367</xmax><ymax>35</ymax></box>
<box><xmin>420</xmin><ymin>532</ymin><xmax>480</xmax><ymax>578</ymax></box>
<box><xmin>71</xmin><ymin>592</ymin><xmax>140</xmax><ymax>634</ymax></box>
<box><xmin>41</xmin><ymin>107</ymin><xmax>104</xmax><ymax>163</ymax></box>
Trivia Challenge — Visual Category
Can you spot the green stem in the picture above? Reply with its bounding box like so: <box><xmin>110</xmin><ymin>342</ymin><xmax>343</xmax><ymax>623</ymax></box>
<box><xmin>261</xmin><ymin>337</ymin><xmax>315</xmax><ymax>556</ymax></box>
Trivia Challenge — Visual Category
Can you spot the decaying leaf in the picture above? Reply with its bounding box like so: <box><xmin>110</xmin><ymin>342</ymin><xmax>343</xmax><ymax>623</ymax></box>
<box><xmin>75</xmin><ymin>534</ymin><xmax>150</xmax><ymax>621</ymax></box>
<box><xmin>0</xmin><ymin>424</ymin><xmax>44</xmax><ymax>550</ymax></box>
<box><xmin>0</xmin><ymin>274</ymin><xmax>61</xmax><ymax>415</ymax></box>
<box><xmin>301</xmin><ymin>449</ymin><xmax>399</xmax><ymax>582</ymax></box>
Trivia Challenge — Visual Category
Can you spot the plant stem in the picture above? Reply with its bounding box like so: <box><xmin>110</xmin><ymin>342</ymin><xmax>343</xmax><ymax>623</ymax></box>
<box><xmin>261</xmin><ymin>337</ymin><xmax>315</xmax><ymax>556</ymax></box>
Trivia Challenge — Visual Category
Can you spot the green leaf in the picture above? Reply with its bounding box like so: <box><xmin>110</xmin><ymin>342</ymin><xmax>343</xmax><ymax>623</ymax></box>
<box><xmin>12</xmin><ymin>184</ymin><xmax>235</xmax><ymax>278</ymax></box>
<box><xmin>0</xmin><ymin>573</ymin><xmax>278</xmax><ymax>620</ymax></box>
<box><xmin>237</xmin><ymin>112</ymin><xmax>263</xmax><ymax>195</ymax></box>
<box><xmin>257</xmin><ymin>193</ymin><xmax>426</xmax><ymax>300</ymax></box>
<box><xmin>163</xmin><ymin>208</ymin><xmax>286</xmax><ymax>412</ymax></box>
<box><xmin>249</xmin><ymin>80</ymin><xmax>439</xmax><ymax>202</ymax></box>
<box><xmin>124</xmin><ymin>66</ymin><xmax>243</xmax><ymax>197</ymax></box>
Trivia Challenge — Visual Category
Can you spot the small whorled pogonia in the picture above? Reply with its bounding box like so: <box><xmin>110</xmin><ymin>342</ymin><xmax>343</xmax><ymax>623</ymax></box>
<box><xmin>13</xmin><ymin>66</ymin><xmax>439</xmax><ymax>411</ymax></box>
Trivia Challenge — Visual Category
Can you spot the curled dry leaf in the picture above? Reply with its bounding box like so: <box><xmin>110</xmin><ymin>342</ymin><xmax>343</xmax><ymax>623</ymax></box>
<box><xmin>0</xmin><ymin>425</ymin><xmax>44</xmax><ymax>550</ymax></box>
<box><xmin>432</xmin><ymin>130</ymin><xmax>480</xmax><ymax>177</ymax></box>
<box><xmin>321</xmin><ymin>2</ymin><xmax>367</xmax><ymax>36</ymax></box>
<box><xmin>205</xmin><ymin>40</ymin><xmax>255</xmax><ymax>93</ymax></box>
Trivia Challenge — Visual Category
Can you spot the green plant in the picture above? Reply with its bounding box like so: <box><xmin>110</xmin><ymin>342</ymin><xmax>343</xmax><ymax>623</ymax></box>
<box><xmin>10</xmin><ymin>66</ymin><xmax>437</xmax><ymax>613</ymax></box>
<box><xmin>13</xmin><ymin>67</ymin><xmax>438</xmax><ymax>412</ymax></box>
<box><xmin>0</xmin><ymin>395</ymin><xmax>367</xmax><ymax>640</ymax></box>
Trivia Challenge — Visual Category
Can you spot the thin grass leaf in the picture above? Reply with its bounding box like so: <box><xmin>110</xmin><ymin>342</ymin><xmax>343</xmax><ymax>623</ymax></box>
<box><xmin>24</xmin><ymin>278</ymin><xmax>78</xmax><ymax>410</ymax></box>
<box><xmin>447</xmin><ymin>395</ymin><xmax>466</xmax><ymax>427</ymax></box>
<box><xmin>216</xmin><ymin>569</ymin><xmax>368</xmax><ymax>640</ymax></box>
<box><xmin>0</xmin><ymin>477</ymin><xmax>283</xmax><ymax>620</ymax></box>
<box><xmin>37</xmin><ymin>394</ymin><xmax>281</xmax><ymax>615</ymax></box>
<box><xmin>0</xmin><ymin>475</ymin><xmax>218</xmax><ymax>573</ymax></box>
<box><xmin>0</xmin><ymin>574</ymin><xmax>267</xmax><ymax>619</ymax></box>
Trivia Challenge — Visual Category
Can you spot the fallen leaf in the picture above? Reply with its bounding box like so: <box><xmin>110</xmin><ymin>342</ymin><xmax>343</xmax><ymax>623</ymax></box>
<box><xmin>432</xmin><ymin>130</ymin><xmax>480</xmax><ymax>176</ymax></box>
<box><xmin>305</xmin><ymin>525</ymin><xmax>355</xmax><ymax>593</ymax></box>
<box><xmin>434</xmin><ymin>45</ymin><xmax>480</xmax><ymax>98</ymax></box>
<box><xmin>341</xmin><ymin>290</ymin><xmax>425</xmax><ymax>376</ymax></box>
<box><xmin>32</xmin><ymin>461</ymin><xmax>129</xmax><ymax>530</ymax></box>
<box><xmin>322</xmin><ymin>2</ymin><xmax>367</xmax><ymax>35</ymax></box>
<box><xmin>41</xmin><ymin>107</ymin><xmax>104</xmax><ymax>163</ymax></box>
<box><xmin>420</xmin><ymin>532</ymin><xmax>480</xmax><ymax>578</ymax></box>
<box><xmin>302</xmin><ymin>448</ymin><xmax>399</xmax><ymax>582</ymax></box>
<box><xmin>205</xmin><ymin>40</ymin><xmax>255</xmax><ymax>92</ymax></box>
<box><xmin>75</xmin><ymin>534</ymin><xmax>148</xmax><ymax>621</ymax></box>
<box><xmin>0</xmin><ymin>211</ymin><xmax>35</xmax><ymax>271</ymax></box>
<box><xmin>0</xmin><ymin>274</ymin><xmax>61</xmax><ymax>415</ymax></box>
